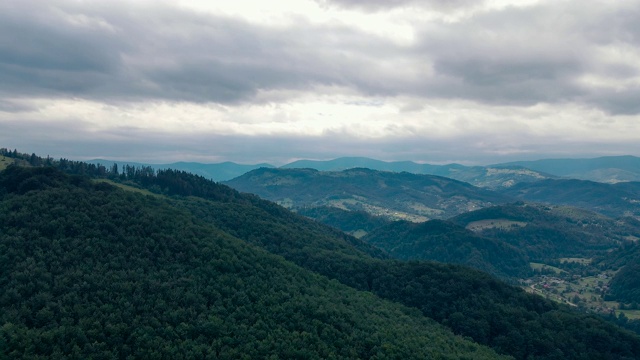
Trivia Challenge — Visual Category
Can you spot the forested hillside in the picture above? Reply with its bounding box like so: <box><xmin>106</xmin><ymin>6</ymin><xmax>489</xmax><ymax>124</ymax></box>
<box><xmin>362</xmin><ymin>219</ymin><xmax>531</xmax><ymax>279</ymax></box>
<box><xmin>280</xmin><ymin>157</ymin><xmax>555</xmax><ymax>188</ymax></box>
<box><xmin>225</xmin><ymin>167</ymin><xmax>511</xmax><ymax>221</ymax></box>
<box><xmin>450</xmin><ymin>203</ymin><xmax>637</xmax><ymax>260</ymax></box>
<box><xmin>162</xmin><ymin>169</ymin><xmax>640</xmax><ymax>359</ymax></box>
<box><xmin>600</xmin><ymin>242</ymin><xmax>640</xmax><ymax>305</ymax></box>
<box><xmin>499</xmin><ymin>179</ymin><xmax>640</xmax><ymax>218</ymax></box>
<box><xmin>498</xmin><ymin>156</ymin><xmax>640</xmax><ymax>183</ymax></box>
<box><xmin>296</xmin><ymin>206</ymin><xmax>391</xmax><ymax>237</ymax></box>
<box><xmin>2</xmin><ymin>151</ymin><xmax>640</xmax><ymax>359</ymax></box>
<box><xmin>0</xmin><ymin>166</ymin><xmax>506</xmax><ymax>359</ymax></box>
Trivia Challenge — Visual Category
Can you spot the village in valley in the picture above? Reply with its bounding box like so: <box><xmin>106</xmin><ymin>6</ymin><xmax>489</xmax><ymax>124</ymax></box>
<box><xmin>523</xmin><ymin>261</ymin><xmax>639</xmax><ymax>321</ymax></box>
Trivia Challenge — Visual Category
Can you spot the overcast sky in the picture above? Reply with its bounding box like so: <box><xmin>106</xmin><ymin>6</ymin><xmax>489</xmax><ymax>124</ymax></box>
<box><xmin>1</xmin><ymin>0</ymin><xmax>640</xmax><ymax>165</ymax></box>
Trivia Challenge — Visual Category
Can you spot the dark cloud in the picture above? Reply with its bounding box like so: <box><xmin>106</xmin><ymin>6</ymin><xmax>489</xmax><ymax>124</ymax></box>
<box><xmin>0</xmin><ymin>1</ymin><xmax>400</xmax><ymax>104</ymax></box>
<box><xmin>1</xmin><ymin>0</ymin><xmax>640</xmax><ymax>114</ymax></box>
<box><xmin>0</xmin><ymin>1</ymin><xmax>126</xmax><ymax>97</ymax></box>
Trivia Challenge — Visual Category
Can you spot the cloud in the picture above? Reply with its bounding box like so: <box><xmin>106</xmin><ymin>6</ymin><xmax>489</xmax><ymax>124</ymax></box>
<box><xmin>2</xmin><ymin>0</ymin><xmax>640</xmax><ymax>114</ymax></box>
<box><xmin>0</xmin><ymin>0</ymin><xmax>402</xmax><ymax>104</ymax></box>
<box><xmin>314</xmin><ymin>0</ymin><xmax>484</xmax><ymax>13</ymax></box>
<box><xmin>1</xmin><ymin>0</ymin><xmax>640</xmax><ymax>164</ymax></box>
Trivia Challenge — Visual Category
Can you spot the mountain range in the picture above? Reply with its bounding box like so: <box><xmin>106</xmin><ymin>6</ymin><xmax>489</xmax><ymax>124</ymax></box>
<box><xmin>3</xmin><ymin>150</ymin><xmax>640</xmax><ymax>359</ymax></box>
<box><xmin>224</xmin><ymin>167</ymin><xmax>511</xmax><ymax>221</ymax></box>
<box><xmin>87</xmin><ymin>155</ymin><xmax>640</xmax><ymax>186</ymax></box>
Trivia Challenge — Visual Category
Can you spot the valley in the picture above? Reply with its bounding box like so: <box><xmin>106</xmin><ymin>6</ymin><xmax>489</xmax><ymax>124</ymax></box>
<box><xmin>523</xmin><ymin>259</ymin><xmax>640</xmax><ymax>323</ymax></box>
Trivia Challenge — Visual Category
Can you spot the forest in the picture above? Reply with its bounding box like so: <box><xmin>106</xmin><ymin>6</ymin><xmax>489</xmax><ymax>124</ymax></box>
<box><xmin>2</xmin><ymin>149</ymin><xmax>640</xmax><ymax>359</ymax></box>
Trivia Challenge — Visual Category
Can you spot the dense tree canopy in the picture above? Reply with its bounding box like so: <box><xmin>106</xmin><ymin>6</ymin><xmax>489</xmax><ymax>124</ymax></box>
<box><xmin>0</xmin><ymin>166</ymin><xmax>506</xmax><ymax>359</ymax></box>
<box><xmin>2</xmin><ymin>153</ymin><xmax>640</xmax><ymax>359</ymax></box>
<box><xmin>362</xmin><ymin>219</ymin><xmax>531</xmax><ymax>279</ymax></box>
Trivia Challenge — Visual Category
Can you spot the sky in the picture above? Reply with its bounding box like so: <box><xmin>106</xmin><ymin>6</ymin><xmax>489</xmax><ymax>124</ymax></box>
<box><xmin>1</xmin><ymin>0</ymin><xmax>640</xmax><ymax>165</ymax></box>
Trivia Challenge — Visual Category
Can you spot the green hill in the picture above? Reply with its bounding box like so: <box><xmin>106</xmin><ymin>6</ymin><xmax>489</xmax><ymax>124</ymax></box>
<box><xmin>497</xmin><ymin>155</ymin><xmax>640</xmax><ymax>183</ymax></box>
<box><xmin>0</xmin><ymin>166</ymin><xmax>505</xmax><ymax>359</ymax></box>
<box><xmin>225</xmin><ymin>167</ymin><xmax>511</xmax><ymax>221</ymax></box>
<box><xmin>499</xmin><ymin>179</ymin><xmax>640</xmax><ymax>218</ymax></box>
<box><xmin>598</xmin><ymin>242</ymin><xmax>640</xmax><ymax>305</ymax></box>
<box><xmin>450</xmin><ymin>203</ymin><xmax>637</xmax><ymax>260</ymax></box>
<box><xmin>362</xmin><ymin>219</ymin><xmax>530</xmax><ymax>279</ymax></box>
<box><xmin>88</xmin><ymin>159</ymin><xmax>275</xmax><ymax>182</ymax></box>
<box><xmin>2</xmin><ymin>154</ymin><xmax>640</xmax><ymax>359</ymax></box>
<box><xmin>297</xmin><ymin>206</ymin><xmax>391</xmax><ymax>237</ymax></box>
<box><xmin>281</xmin><ymin>157</ymin><xmax>554</xmax><ymax>188</ymax></box>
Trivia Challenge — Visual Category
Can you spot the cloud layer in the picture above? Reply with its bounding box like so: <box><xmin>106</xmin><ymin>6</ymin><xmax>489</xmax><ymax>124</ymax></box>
<box><xmin>1</xmin><ymin>0</ymin><xmax>640</xmax><ymax>164</ymax></box>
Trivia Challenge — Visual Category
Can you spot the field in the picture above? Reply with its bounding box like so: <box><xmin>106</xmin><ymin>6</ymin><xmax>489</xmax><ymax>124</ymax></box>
<box><xmin>530</xmin><ymin>262</ymin><xmax>565</xmax><ymax>274</ymax></box>
<box><xmin>0</xmin><ymin>155</ymin><xmax>12</xmax><ymax>171</ymax></box>
<box><xmin>466</xmin><ymin>219</ymin><xmax>527</xmax><ymax>232</ymax></box>
<box><xmin>559</xmin><ymin>258</ymin><xmax>592</xmax><ymax>265</ymax></box>
<box><xmin>619</xmin><ymin>310</ymin><xmax>640</xmax><ymax>320</ymax></box>
<box><xmin>94</xmin><ymin>179</ymin><xmax>159</xmax><ymax>197</ymax></box>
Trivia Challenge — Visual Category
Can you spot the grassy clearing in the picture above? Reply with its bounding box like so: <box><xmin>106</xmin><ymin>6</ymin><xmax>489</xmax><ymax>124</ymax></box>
<box><xmin>409</xmin><ymin>203</ymin><xmax>445</xmax><ymax>217</ymax></box>
<box><xmin>466</xmin><ymin>219</ymin><xmax>527</xmax><ymax>232</ymax></box>
<box><xmin>276</xmin><ymin>198</ymin><xmax>295</xmax><ymax>208</ymax></box>
<box><xmin>530</xmin><ymin>262</ymin><xmax>566</xmax><ymax>274</ymax></box>
<box><xmin>619</xmin><ymin>310</ymin><xmax>640</xmax><ymax>320</ymax></box>
<box><xmin>327</xmin><ymin>199</ymin><xmax>429</xmax><ymax>222</ymax></box>
<box><xmin>94</xmin><ymin>179</ymin><xmax>159</xmax><ymax>197</ymax></box>
<box><xmin>559</xmin><ymin>257</ymin><xmax>592</xmax><ymax>265</ymax></box>
<box><xmin>0</xmin><ymin>155</ymin><xmax>12</xmax><ymax>171</ymax></box>
<box><xmin>350</xmin><ymin>229</ymin><xmax>368</xmax><ymax>238</ymax></box>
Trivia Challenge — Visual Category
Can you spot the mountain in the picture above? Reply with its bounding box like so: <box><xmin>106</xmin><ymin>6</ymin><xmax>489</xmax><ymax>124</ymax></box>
<box><xmin>224</xmin><ymin>167</ymin><xmax>512</xmax><ymax>221</ymax></box>
<box><xmin>282</xmin><ymin>157</ymin><xmax>554</xmax><ymax>188</ymax></box>
<box><xmin>450</xmin><ymin>203</ymin><xmax>640</xmax><ymax>260</ymax></box>
<box><xmin>497</xmin><ymin>155</ymin><xmax>640</xmax><ymax>183</ymax></box>
<box><xmin>3</xmin><ymin>152</ymin><xmax>640</xmax><ymax>359</ymax></box>
<box><xmin>0</xmin><ymin>166</ymin><xmax>505</xmax><ymax>359</ymax></box>
<box><xmin>88</xmin><ymin>159</ymin><xmax>274</xmax><ymax>182</ymax></box>
<box><xmin>86</xmin><ymin>154</ymin><xmax>640</xmax><ymax>186</ymax></box>
<box><xmin>296</xmin><ymin>206</ymin><xmax>391</xmax><ymax>237</ymax></box>
<box><xmin>108</xmin><ymin>165</ymin><xmax>640</xmax><ymax>359</ymax></box>
<box><xmin>362</xmin><ymin>219</ymin><xmax>531</xmax><ymax>279</ymax></box>
<box><xmin>609</xmin><ymin>261</ymin><xmax>640</xmax><ymax>305</ymax></box>
<box><xmin>595</xmin><ymin>241</ymin><xmax>640</xmax><ymax>305</ymax></box>
<box><xmin>499</xmin><ymin>179</ymin><xmax>640</xmax><ymax>218</ymax></box>
<box><xmin>281</xmin><ymin>156</ymin><xmax>462</xmax><ymax>174</ymax></box>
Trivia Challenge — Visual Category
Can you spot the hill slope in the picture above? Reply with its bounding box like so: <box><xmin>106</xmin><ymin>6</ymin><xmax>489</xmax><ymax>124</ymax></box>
<box><xmin>225</xmin><ymin>167</ymin><xmax>511</xmax><ymax>221</ymax></box>
<box><xmin>3</xmin><ymin>158</ymin><xmax>640</xmax><ymax>360</ymax></box>
<box><xmin>450</xmin><ymin>203</ymin><xmax>638</xmax><ymax>260</ymax></box>
<box><xmin>498</xmin><ymin>155</ymin><xmax>640</xmax><ymax>183</ymax></box>
<box><xmin>499</xmin><ymin>179</ymin><xmax>640</xmax><ymax>218</ymax></box>
<box><xmin>362</xmin><ymin>219</ymin><xmax>530</xmax><ymax>279</ymax></box>
<box><xmin>0</xmin><ymin>166</ymin><xmax>505</xmax><ymax>359</ymax></box>
<box><xmin>281</xmin><ymin>157</ymin><xmax>553</xmax><ymax>188</ymax></box>
<box><xmin>296</xmin><ymin>206</ymin><xmax>391</xmax><ymax>237</ymax></box>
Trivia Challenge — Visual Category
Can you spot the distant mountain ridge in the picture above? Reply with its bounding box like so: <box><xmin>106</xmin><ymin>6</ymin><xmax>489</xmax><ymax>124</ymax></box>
<box><xmin>499</xmin><ymin>178</ymin><xmax>640</xmax><ymax>218</ymax></box>
<box><xmin>88</xmin><ymin>159</ymin><xmax>274</xmax><ymax>182</ymax></box>
<box><xmin>87</xmin><ymin>155</ymin><xmax>640</xmax><ymax>185</ymax></box>
<box><xmin>224</xmin><ymin>167</ymin><xmax>511</xmax><ymax>221</ymax></box>
<box><xmin>498</xmin><ymin>155</ymin><xmax>640</xmax><ymax>183</ymax></box>
<box><xmin>283</xmin><ymin>157</ymin><xmax>554</xmax><ymax>188</ymax></box>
